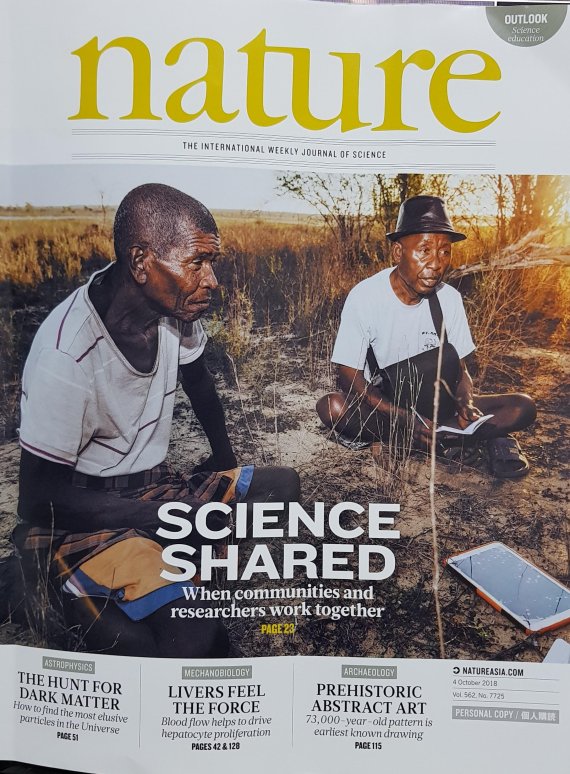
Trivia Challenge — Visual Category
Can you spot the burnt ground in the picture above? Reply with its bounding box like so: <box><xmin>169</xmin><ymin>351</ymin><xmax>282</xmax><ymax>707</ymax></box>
<box><xmin>0</xmin><ymin>337</ymin><xmax>568</xmax><ymax>663</ymax></box>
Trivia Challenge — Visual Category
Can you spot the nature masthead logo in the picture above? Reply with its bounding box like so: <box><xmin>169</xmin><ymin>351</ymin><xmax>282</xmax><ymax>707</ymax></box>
<box><xmin>69</xmin><ymin>31</ymin><xmax>501</xmax><ymax>133</ymax></box>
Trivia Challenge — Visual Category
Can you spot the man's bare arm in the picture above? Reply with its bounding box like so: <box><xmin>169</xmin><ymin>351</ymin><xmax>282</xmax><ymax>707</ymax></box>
<box><xmin>180</xmin><ymin>355</ymin><xmax>237</xmax><ymax>471</ymax></box>
<box><xmin>18</xmin><ymin>449</ymin><xmax>163</xmax><ymax>532</ymax></box>
<box><xmin>338</xmin><ymin>365</ymin><xmax>433</xmax><ymax>448</ymax></box>
<box><xmin>17</xmin><ymin>450</ymin><xmax>223</xmax><ymax>544</ymax></box>
<box><xmin>454</xmin><ymin>358</ymin><xmax>483</xmax><ymax>429</ymax></box>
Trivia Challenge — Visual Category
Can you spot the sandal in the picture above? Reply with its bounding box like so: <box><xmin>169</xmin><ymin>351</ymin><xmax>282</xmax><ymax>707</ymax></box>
<box><xmin>486</xmin><ymin>436</ymin><xmax>530</xmax><ymax>479</ymax></box>
<box><xmin>438</xmin><ymin>444</ymin><xmax>483</xmax><ymax>469</ymax></box>
<box><xmin>330</xmin><ymin>429</ymin><xmax>372</xmax><ymax>451</ymax></box>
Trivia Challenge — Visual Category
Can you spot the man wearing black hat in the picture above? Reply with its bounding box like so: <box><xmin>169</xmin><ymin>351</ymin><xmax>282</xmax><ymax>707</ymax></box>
<box><xmin>317</xmin><ymin>195</ymin><xmax>536</xmax><ymax>478</ymax></box>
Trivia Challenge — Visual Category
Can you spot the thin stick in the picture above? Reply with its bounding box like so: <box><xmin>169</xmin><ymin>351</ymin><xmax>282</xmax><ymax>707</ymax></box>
<box><xmin>273</xmin><ymin>364</ymin><xmax>282</xmax><ymax>465</ymax></box>
<box><xmin>429</xmin><ymin>318</ymin><xmax>446</xmax><ymax>660</ymax></box>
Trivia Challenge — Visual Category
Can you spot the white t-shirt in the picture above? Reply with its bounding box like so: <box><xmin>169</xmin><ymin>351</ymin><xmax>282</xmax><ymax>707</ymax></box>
<box><xmin>332</xmin><ymin>268</ymin><xmax>475</xmax><ymax>373</ymax></box>
<box><xmin>19</xmin><ymin>266</ymin><xmax>206</xmax><ymax>476</ymax></box>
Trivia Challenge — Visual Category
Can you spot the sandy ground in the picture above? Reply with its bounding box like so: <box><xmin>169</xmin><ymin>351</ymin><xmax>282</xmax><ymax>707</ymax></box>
<box><xmin>0</xmin><ymin>341</ymin><xmax>568</xmax><ymax>663</ymax></box>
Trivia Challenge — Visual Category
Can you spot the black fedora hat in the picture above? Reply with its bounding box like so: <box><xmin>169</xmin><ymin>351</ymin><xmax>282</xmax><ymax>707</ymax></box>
<box><xmin>387</xmin><ymin>195</ymin><xmax>466</xmax><ymax>243</ymax></box>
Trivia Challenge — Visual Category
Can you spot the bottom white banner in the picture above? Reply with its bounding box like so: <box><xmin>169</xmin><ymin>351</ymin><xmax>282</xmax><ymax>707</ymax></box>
<box><xmin>0</xmin><ymin>646</ymin><xmax>568</xmax><ymax>774</ymax></box>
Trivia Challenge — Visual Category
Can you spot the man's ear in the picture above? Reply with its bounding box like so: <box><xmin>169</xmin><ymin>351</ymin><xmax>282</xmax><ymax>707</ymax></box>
<box><xmin>391</xmin><ymin>240</ymin><xmax>402</xmax><ymax>265</ymax></box>
<box><xmin>128</xmin><ymin>245</ymin><xmax>149</xmax><ymax>285</ymax></box>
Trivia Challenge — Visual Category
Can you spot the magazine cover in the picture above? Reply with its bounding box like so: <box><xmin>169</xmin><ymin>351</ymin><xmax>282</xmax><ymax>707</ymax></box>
<box><xmin>0</xmin><ymin>1</ymin><xmax>569</xmax><ymax>772</ymax></box>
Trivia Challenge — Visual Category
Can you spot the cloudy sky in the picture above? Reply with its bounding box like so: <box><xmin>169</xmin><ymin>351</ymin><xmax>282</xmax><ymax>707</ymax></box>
<box><xmin>0</xmin><ymin>164</ymin><xmax>312</xmax><ymax>213</ymax></box>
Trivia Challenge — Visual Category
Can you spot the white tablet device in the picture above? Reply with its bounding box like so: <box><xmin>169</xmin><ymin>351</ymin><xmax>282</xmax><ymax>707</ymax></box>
<box><xmin>445</xmin><ymin>542</ymin><xmax>570</xmax><ymax>634</ymax></box>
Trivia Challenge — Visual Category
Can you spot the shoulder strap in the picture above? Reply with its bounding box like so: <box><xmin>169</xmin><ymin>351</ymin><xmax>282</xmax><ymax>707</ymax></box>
<box><xmin>366</xmin><ymin>345</ymin><xmax>380</xmax><ymax>379</ymax></box>
<box><xmin>366</xmin><ymin>293</ymin><xmax>447</xmax><ymax>379</ymax></box>
<box><xmin>428</xmin><ymin>292</ymin><xmax>447</xmax><ymax>345</ymax></box>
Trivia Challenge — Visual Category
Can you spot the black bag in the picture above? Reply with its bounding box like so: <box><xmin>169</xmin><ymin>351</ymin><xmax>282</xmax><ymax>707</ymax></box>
<box><xmin>366</xmin><ymin>293</ymin><xmax>461</xmax><ymax>421</ymax></box>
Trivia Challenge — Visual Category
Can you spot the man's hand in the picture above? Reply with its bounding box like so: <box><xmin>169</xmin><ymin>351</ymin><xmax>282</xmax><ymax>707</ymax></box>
<box><xmin>455</xmin><ymin>401</ymin><xmax>483</xmax><ymax>430</ymax></box>
<box><xmin>192</xmin><ymin>452</ymin><xmax>238</xmax><ymax>475</ymax></box>
<box><xmin>454</xmin><ymin>357</ymin><xmax>482</xmax><ymax>429</ymax></box>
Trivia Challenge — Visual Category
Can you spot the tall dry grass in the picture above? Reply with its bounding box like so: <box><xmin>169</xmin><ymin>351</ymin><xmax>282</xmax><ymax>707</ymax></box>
<box><xmin>462</xmin><ymin>258</ymin><xmax>569</xmax><ymax>385</ymax></box>
<box><xmin>463</xmin><ymin>268</ymin><xmax>525</xmax><ymax>385</ymax></box>
<box><xmin>0</xmin><ymin>213</ymin><xmax>568</xmax><ymax>441</ymax></box>
<box><xmin>0</xmin><ymin>220</ymin><xmax>113</xmax><ymax>285</ymax></box>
